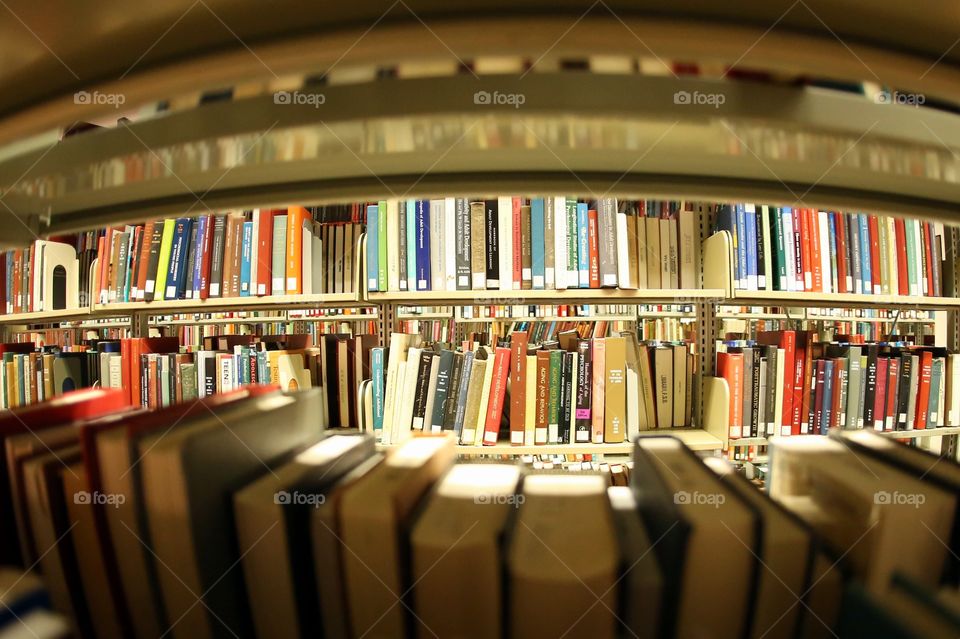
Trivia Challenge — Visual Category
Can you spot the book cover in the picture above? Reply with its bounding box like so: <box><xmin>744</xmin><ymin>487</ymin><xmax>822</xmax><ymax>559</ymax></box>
<box><xmin>519</xmin><ymin>202</ymin><xmax>531</xmax><ymax>290</ymax></box>
<box><xmin>285</xmin><ymin>206</ymin><xmax>308</xmax><ymax>294</ymax></box>
<box><xmin>565</xmin><ymin>198</ymin><xmax>579</xmax><ymax>288</ymax></box>
<box><xmin>547</xmin><ymin>350</ymin><xmax>562</xmax><ymax>443</ymax></box>
<box><xmin>587</xmin><ymin>208</ymin><xmax>601</xmax><ymax>289</ymax></box>
<box><xmin>270</xmin><ymin>214</ymin><xmax>287</xmax><ymax>295</ymax></box>
<box><xmin>166</xmin><ymin>218</ymin><xmax>193</xmax><ymax>300</ymax></box>
<box><xmin>366</xmin><ymin>204</ymin><xmax>378</xmax><ymax>291</ymax></box>
<box><xmin>591</xmin><ymin>338</ymin><xmax>606</xmax><ymax>442</ymax></box>
<box><xmin>377</xmin><ymin>200</ymin><xmax>388</xmax><ymax>292</ymax></box>
<box><xmin>717</xmin><ymin>352</ymin><xmax>743</xmax><ymax>438</ymax></box>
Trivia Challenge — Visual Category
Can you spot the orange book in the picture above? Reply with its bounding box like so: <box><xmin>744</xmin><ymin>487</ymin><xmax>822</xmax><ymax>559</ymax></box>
<box><xmin>509</xmin><ymin>331</ymin><xmax>529</xmax><ymax>445</ymax></box>
<box><xmin>285</xmin><ymin>206</ymin><xmax>309</xmax><ymax>294</ymax></box>
<box><xmin>716</xmin><ymin>351</ymin><xmax>744</xmax><ymax>439</ymax></box>
<box><xmin>587</xmin><ymin>209</ymin><xmax>600</xmax><ymax>289</ymax></box>
<box><xmin>869</xmin><ymin>215</ymin><xmax>882</xmax><ymax>294</ymax></box>
<box><xmin>808</xmin><ymin>209</ymin><xmax>822</xmax><ymax>292</ymax></box>
<box><xmin>96</xmin><ymin>232</ymin><xmax>108</xmax><ymax>304</ymax></box>
<box><xmin>798</xmin><ymin>210</ymin><xmax>812</xmax><ymax>291</ymax></box>
<box><xmin>914</xmin><ymin>350</ymin><xmax>933</xmax><ymax>430</ymax></box>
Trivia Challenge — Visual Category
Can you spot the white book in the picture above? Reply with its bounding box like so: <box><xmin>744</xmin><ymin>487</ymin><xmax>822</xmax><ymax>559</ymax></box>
<box><xmin>386</xmin><ymin>199</ymin><xmax>400</xmax><ymax>292</ymax></box>
<box><xmin>775</xmin><ymin>350</ymin><xmax>787</xmax><ymax>436</ymax></box>
<box><xmin>818</xmin><ymin>211</ymin><xmax>832</xmax><ymax>294</ymax></box>
<box><xmin>781</xmin><ymin>210</ymin><xmax>796</xmax><ymax>292</ymax></box>
<box><xmin>421</xmin><ymin>355</ymin><xmax>440</xmax><ymax>432</ymax></box>
<box><xmin>444</xmin><ymin>197</ymin><xmax>457</xmax><ymax>291</ymax></box>
<box><xmin>760</xmin><ymin>206</ymin><xmax>773</xmax><ymax>291</ymax></box>
<box><xmin>430</xmin><ymin>199</ymin><xmax>444</xmax><ymax>291</ymax></box>
<box><xmin>395</xmin><ymin>347</ymin><xmax>423</xmax><ymax>442</ymax></box>
<box><xmin>381</xmin><ymin>333</ymin><xmax>419</xmax><ymax>445</ymax></box>
<box><xmin>250</xmin><ymin>211</ymin><xmax>260</xmax><ymax>297</ymax></box>
<box><xmin>301</xmin><ymin>223</ymin><xmax>313</xmax><ymax>295</ymax></box>
<box><xmin>615</xmin><ymin>206</ymin><xmax>633</xmax><ymax>289</ymax></box>
<box><xmin>498</xmin><ymin>196</ymin><xmax>513</xmax><ymax>291</ymax></box>
<box><xmin>473</xmin><ymin>347</ymin><xmax>496</xmax><ymax>446</ymax></box>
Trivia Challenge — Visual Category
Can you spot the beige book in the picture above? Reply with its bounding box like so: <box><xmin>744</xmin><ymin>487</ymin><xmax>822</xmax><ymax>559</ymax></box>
<box><xmin>653</xmin><ymin>346</ymin><xmax>673</xmax><ymax>429</ymax></box>
<box><xmin>638</xmin><ymin>345</ymin><xmax>657</xmax><ymax>429</ymax></box>
<box><xmin>6</xmin><ymin>425</ymin><xmax>78</xmax><ymax>565</ymax></box>
<box><xmin>672</xmin><ymin>345</ymin><xmax>687</xmax><ymax>427</ymax></box>
<box><xmin>381</xmin><ymin>333</ymin><xmax>422</xmax><ymax>445</ymax></box>
<box><xmin>459</xmin><ymin>350</ymin><xmax>488</xmax><ymax>445</ymax></box>
<box><xmin>62</xmin><ymin>461</ymin><xmax>125</xmax><ymax>639</ymax></box>
<box><xmin>340</xmin><ymin>436</ymin><xmax>455</xmax><ymax>638</ymax></box>
<box><xmin>704</xmin><ymin>457</ymin><xmax>812</xmax><ymax>639</ymax></box>
<box><xmin>394</xmin><ymin>347</ymin><xmax>423</xmax><ymax>442</ymax></box>
<box><xmin>234</xmin><ymin>435</ymin><xmax>376</xmax><ymax>639</ymax></box>
<box><xmin>668</xmin><ymin>215</ymin><xmax>679</xmax><ymax>288</ymax></box>
<box><xmin>634</xmin><ymin>437</ymin><xmax>758</xmax><ymax>639</ymax></box>
<box><xmin>411</xmin><ymin>464</ymin><xmax>521</xmax><ymax>638</ymax></box>
<box><xmin>524</xmin><ymin>354</ymin><xmax>537</xmax><ymax>445</ymax></box>
<box><xmin>23</xmin><ymin>446</ymin><xmax>86</xmax><ymax>636</ymax></box>
<box><xmin>470</xmin><ymin>201</ymin><xmax>487</xmax><ymax>289</ymax></box>
<box><xmin>658</xmin><ymin>218</ymin><xmax>671</xmax><ymax>288</ymax></box>
<box><xmin>473</xmin><ymin>346</ymin><xmax>496</xmax><ymax>446</ymax></box>
<box><xmin>678</xmin><ymin>209</ymin><xmax>698</xmax><ymax>289</ymax></box>
<box><xmin>645</xmin><ymin>217</ymin><xmax>661</xmax><ymax>288</ymax></box>
<box><xmin>508</xmin><ymin>474</ymin><xmax>618</xmax><ymax>638</ymax></box>
<box><xmin>603</xmin><ymin>336</ymin><xmax>626</xmax><ymax>443</ymax></box>
<box><xmin>311</xmin><ymin>454</ymin><xmax>384</xmax><ymax>639</ymax></box>
<box><xmin>621</xmin><ymin>209</ymin><xmax>638</xmax><ymax>289</ymax></box>
<box><xmin>635</xmin><ymin>214</ymin><xmax>648</xmax><ymax>289</ymax></box>
<box><xmin>140</xmin><ymin>391</ymin><xmax>324</xmax><ymax>639</ymax></box>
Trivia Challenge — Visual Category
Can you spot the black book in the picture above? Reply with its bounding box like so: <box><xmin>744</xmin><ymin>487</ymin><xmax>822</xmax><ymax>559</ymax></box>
<box><xmin>484</xmin><ymin>199</ymin><xmax>500</xmax><ymax>288</ymax></box>
<box><xmin>411</xmin><ymin>351</ymin><xmax>434</xmax><ymax>430</ymax></box>
<box><xmin>896</xmin><ymin>353</ymin><xmax>913</xmax><ymax>430</ymax></box>
<box><xmin>762</xmin><ymin>345</ymin><xmax>778</xmax><ymax>437</ymax></box>
<box><xmin>750</xmin><ymin>348</ymin><xmax>761</xmax><ymax>438</ymax></box>
<box><xmin>203</xmin><ymin>355</ymin><xmax>217</xmax><ymax>397</ymax></box>
<box><xmin>209</xmin><ymin>215</ymin><xmax>227</xmax><ymax>298</ymax></box>
<box><xmin>143</xmin><ymin>223</ymin><xmax>164</xmax><ymax>302</ymax></box>
<box><xmin>442</xmin><ymin>352</ymin><xmax>465</xmax><ymax>430</ymax></box>
<box><xmin>861</xmin><ymin>345</ymin><xmax>879</xmax><ymax>428</ymax></box>
<box><xmin>429</xmin><ymin>349</ymin><xmax>454</xmax><ymax>432</ymax></box>
<box><xmin>574</xmin><ymin>339</ymin><xmax>593</xmax><ymax>443</ymax></box>
<box><xmin>558</xmin><ymin>351</ymin><xmax>574</xmax><ymax>444</ymax></box>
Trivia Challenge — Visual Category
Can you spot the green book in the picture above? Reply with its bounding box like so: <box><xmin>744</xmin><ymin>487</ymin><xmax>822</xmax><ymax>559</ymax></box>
<box><xmin>547</xmin><ymin>349</ymin><xmax>562</xmax><ymax>443</ymax></box>
<box><xmin>769</xmin><ymin>206</ymin><xmax>786</xmax><ymax>290</ymax></box>
<box><xmin>377</xmin><ymin>200</ymin><xmax>388</xmax><ymax>291</ymax></box>
<box><xmin>154</xmin><ymin>219</ymin><xmax>176</xmax><ymax>301</ymax></box>
<box><xmin>905</xmin><ymin>220</ymin><xmax>918</xmax><ymax>295</ymax></box>
<box><xmin>180</xmin><ymin>362</ymin><xmax>198</xmax><ymax>401</ymax></box>
<box><xmin>565</xmin><ymin>198</ymin><xmax>578</xmax><ymax>287</ymax></box>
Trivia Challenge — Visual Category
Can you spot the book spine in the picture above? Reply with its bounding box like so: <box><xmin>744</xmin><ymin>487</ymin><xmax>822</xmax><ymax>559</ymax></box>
<box><xmin>509</xmin><ymin>331</ymin><xmax>529</xmax><ymax>445</ymax></box>
<box><xmin>577</xmin><ymin>202</ymin><xmax>590</xmax><ymax>288</ymax></box>
<box><xmin>239</xmin><ymin>221</ymin><xmax>253</xmax><ymax>296</ymax></box>
<box><xmin>598</xmin><ymin>197</ymin><xmax>618</xmax><ymax>287</ymax></box>
<box><xmin>483</xmin><ymin>199</ymin><xmax>499</xmax><ymax>289</ymax></box>
<box><xmin>531</xmin><ymin>198</ymin><xmax>545</xmax><ymax>289</ymax></box>
<box><xmin>455</xmin><ymin>198</ymin><xmax>471</xmax><ymax>290</ymax></box>
<box><xmin>482</xmin><ymin>347</ymin><xmax>510</xmax><ymax>445</ymax></box>
<box><xmin>366</xmin><ymin>204</ymin><xmax>379</xmax><ymax>291</ymax></box>
<box><xmin>512</xmin><ymin>197</ymin><xmax>523</xmax><ymax>290</ymax></box>
<box><xmin>415</xmin><ymin>200</ymin><xmax>432</xmax><ymax>291</ymax></box>
<box><xmin>574</xmin><ymin>339</ymin><xmax>592</xmax><ymax>442</ymax></box>
<box><xmin>566</xmin><ymin>199</ymin><xmax>579</xmax><ymax>288</ymax></box>
<box><xmin>547</xmin><ymin>350</ymin><xmax>562</xmax><ymax>443</ymax></box>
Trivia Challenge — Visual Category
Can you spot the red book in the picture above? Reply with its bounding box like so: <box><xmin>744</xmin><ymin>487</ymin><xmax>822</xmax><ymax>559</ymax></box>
<box><xmin>808</xmin><ymin>209</ymin><xmax>823</xmax><ymax>292</ymax></box>
<box><xmin>756</xmin><ymin>330</ymin><xmax>795</xmax><ymax>437</ymax></box>
<box><xmin>795</xmin><ymin>331</ymin><xmax>814</xmax><ymax>435</ymax></box>
<box><xmin>872</xmin><ymin>357</ymin><xmax>889</xmax><ymax>431</ymax></box>
<box><xmin>813</xmin><ymin>360</ymin><xmax>826</xmax><ymax>434</ymax></box>
<box><xmin>894</xmin><ymin>218</ymin><xmax>909</xmax><ymax>295</ymax></box>
<box><xmin>923</xmin><ymin>223</ymin><xmax>935</xmax><ymax>296</ymax></box>
<box><xmin>509</xmin><ymin>331</ymin><xmax>529</xmax><ymax>445</ymax></box>
<box><xmin>482</xmin><ymin>346</ymin><xmax>511</xmax><ymax>445</ymax></box>
<box><xmin>255</xmin><ymin>209</ymin><xmax>274</xmax><ymax>296</ymax></box>
<box><xmin>915</xmin><ymin>351</ymin><xmax>933</xmax><ymax>430</ymax></box>
<box><xmin>867</xmin><ymin>215</ymin><xmax>881</xmax><ymax>294</ymax></box>
<box><xmin>716</xmin><ymin>352</ymin><xmax>744</xmax><ymax>439</ymax></box>
<box><xmin>27</xmin><ymin>246</ymin><xmax>35</xmax><ymax>312</ymax></box>
<box><xmin>512</xmin><ymin>197</ymin><xmax>522</xmax><ymax>290</ymax></box>
<box><xmin>587</xmin><ymin>209</ymin><xmax>600</xmax><ymax>288</ymax></box>
<box><xmin>11</xmin><ymin>249</ymin><xmax>21</xmax><ymax>314</ymax></box>
<box><xmin>791</xmin><ymin>209</ymin><xmax>804</xmax><ymax>290</ymax></box>
<box><xmin>830</xmin><ymin>359</ymin><xmax>844</xmax><ymax>430</ymax></box>
<box><xmin>885</xmin><ymin>358</ymin><xmax>900</xmax><ymax>432</ymax></box>
<box><xmin>798</xmin><ymin>210</ymin><xmax>813</xmax><ymax>291</ymax></box>
<box><xmin>122</xmin><ymin>337</ymin><xmax>180</xmax><ymax>406</ymax></box>
<box><xmin>834</xmin><ymin>212</ymin><xmax>848</xmax><ymax>294</ymax></box>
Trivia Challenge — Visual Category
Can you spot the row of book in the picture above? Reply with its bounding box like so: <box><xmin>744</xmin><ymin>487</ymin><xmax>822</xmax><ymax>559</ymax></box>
<box><xmin>366</xmin><ymin>198</ymin><xmax>701</xmax><ymax>292</ymax></box>
<box><xmin>1</xmin><ymin>240</ymin><xmax>84</xmax><ymax>313</ymax></box>
<box><xmin>5</xmin><ymin>388</ymin><xmax>956</xmax><ymax>639</ymax></box>
<box><xmin>715</xmin><ymin>205</ymin><xmax>949</xmax><ymax>296</ymax></box>
<box><xmin>717</xmin><ymin>331</ymin><xmax>960</xmax><ymax>440</ymax></box>
<box><xmin>369</xmin><ymin>330</ymin><xmax>695</xmax><ymax>446</ymax></box>
<box><xmin>91</xmin><ymin>205</ymin><xmax>363</xmax><ymax>305</ymax></box>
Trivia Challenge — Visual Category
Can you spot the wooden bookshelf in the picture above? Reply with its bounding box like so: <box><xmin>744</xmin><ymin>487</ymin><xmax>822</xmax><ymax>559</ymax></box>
<box><xmin>0</xmin><ymin>307</ymin><xmax>98</xmax><ymax>326</ymax></box>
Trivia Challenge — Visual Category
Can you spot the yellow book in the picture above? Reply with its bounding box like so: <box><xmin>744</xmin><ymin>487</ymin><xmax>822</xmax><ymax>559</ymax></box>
<box><xmin>603</xmin><ymin>336</ymin><xmax>626</xmax><ymax>443</ymax></box>
<box><xmin>153</xmin><ymin>219</ymin><xmax>176</xmax><ymax>301</ymax></box>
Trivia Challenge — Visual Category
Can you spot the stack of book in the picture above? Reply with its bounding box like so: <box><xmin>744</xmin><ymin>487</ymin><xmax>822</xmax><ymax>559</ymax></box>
<box><xmin>6</xmin><ymin>389</ymin><xmax>956</xmax><ymax>639</ymax></box>
<box><xmin>368</xmin><ymin>330</ymin><xmax>695</xmax><ymax>446</ymax></box>
<box><xmin>93</xmin><ymin>205</ymin><xmax>363</xmax><ymax>305</ymax></box>
<box><xmin>366</xmin><ymin>198</ymin><xmax>701</xmax><ymax>292</ymax></box>
<box><xmin>1</xmin><ymin>240</ymin><xmax>86</xmax><ymax>313</ymax></box>
<box><xmin>0</xmin><ymin>342</ymin><xmax>110</xmax><ymax>410</ymax></box>
<box><xmin>715</xmin><ymin>205</ymin><xmax>948</xmax><ymax>296</ymax></box>
<box><xmin>717</xmin><ymin>331</ymin><xmax>960</xmax><ymax>441</ymax></box>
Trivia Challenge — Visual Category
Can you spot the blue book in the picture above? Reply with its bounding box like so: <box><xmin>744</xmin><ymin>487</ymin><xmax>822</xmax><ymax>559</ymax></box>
<box><xmin>165</xmin><ymin>217</ymin><xmax>192</xmax><ymax>300</ymax></box>
<box><xmin>415</xmin><ymin>200</ymin><xmax>431</xmax><ymax>290</ymax></box>
<box><xmin>744</xmin><ymin>205</ymin><xmax>758</xmax><ymax>290</ymax></box>
<box><xmin>406</xmin><ymin>200</ymin><xmax>417</xmax><ymax>291</ymax></box>
<box><xmin>577</xmin><ymin>202</ymin><xmax>589</xmax><ymax>288</ymax></box>
<box><xmin>735</xmin><ymin>205</ymin><xmax>747</xmax><ymax>289</ymax></box>
<box><xmin>192</xmin><ymin>215</ymin><xmax>208</xmax><ymax>299</ymax></box>
<box><xmin>366</xmin><ymin>204</ymin><xmax>379</xmax><ymax>292</ymax></box>
<box><xmin>239</xmin><ymin>221</ymin><xmax>253</xmax><ymax>296</ymax></box>
<box><xmin>371</xmin><ymin>348</ymin><xmax>385</xmax><ymax>438</ymax></box>
<box><xmin>858</xmin><ymin>213</ymin><xmax>871</xmax><ymax>293</ymax></box>
<box><xmin>827</xmin><ymin>213</ymin><xmax>838</xmax><ymax>290</ymax></box>
<box><xmin>531</xmin><ymin>197</ymin><xmax>545</xmax><ymax>289</ymax></box>
<box><xmin>821</xmin><ymin>360</ymin><xmax>834</xmax><ymax>434</ymax></box>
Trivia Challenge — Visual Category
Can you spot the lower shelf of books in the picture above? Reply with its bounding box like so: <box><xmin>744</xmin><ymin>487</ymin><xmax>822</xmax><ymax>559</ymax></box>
<box><xmin>729</xmin><ymin>425</ymin><xmax>960</xmax><ymax>447</ymax></box>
